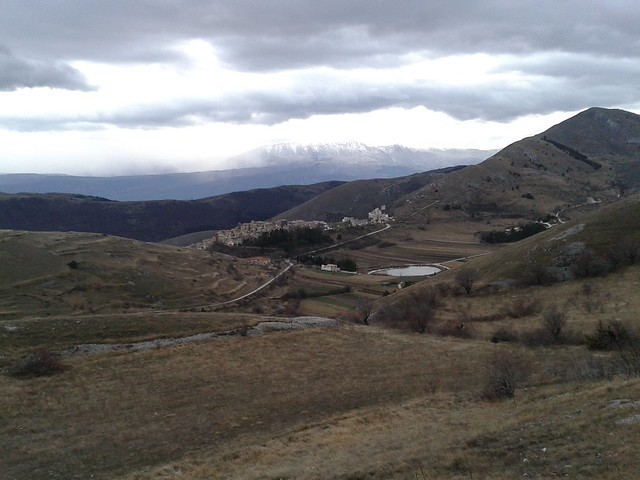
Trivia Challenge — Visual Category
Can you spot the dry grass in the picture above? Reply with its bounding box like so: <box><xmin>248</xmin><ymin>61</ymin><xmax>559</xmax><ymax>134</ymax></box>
<box><xmin>0</xmin><ymin>311</ymin><xmax>265</xmax><ymax>356</ymax></box>
<box><xmin>0</xmin><ymin>230</ymin><xmax>279</xmax><ymax>319</ymax></box>
<box><xmin>2</xmin><ymin>326</ymin><xmax>496</xmax><ymax>480</ymax></box>
<box><xmin>3</xmin><ymin>317</ymin><xmax>640</xmax><ymax>479</ymax></box>
<box><xmin>122</xmin><ymin>370</ymin><xmax>640</xmax><ymax>480</ymax></box>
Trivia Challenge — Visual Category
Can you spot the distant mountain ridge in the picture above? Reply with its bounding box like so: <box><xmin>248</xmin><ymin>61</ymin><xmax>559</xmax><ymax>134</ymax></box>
<box><xmin>2</xmin><ymin>108</ymin><xmax>638</xmax><ymax>241</ymax></box>
<box><xmin>0</xmin><ymin>183</ymin><xmax>342</xmax><ymax>242</ymax></box>
<box><xmin>0</xmin><ymin>144</ymin><xmax>494</xmax><ymax>201</ymax></box>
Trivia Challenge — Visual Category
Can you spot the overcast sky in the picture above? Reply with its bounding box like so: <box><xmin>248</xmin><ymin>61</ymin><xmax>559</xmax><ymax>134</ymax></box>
<box><xmin>1</xmin><ymin>1</ymin><xmax>639</xmax><ymax>175</ymax></box>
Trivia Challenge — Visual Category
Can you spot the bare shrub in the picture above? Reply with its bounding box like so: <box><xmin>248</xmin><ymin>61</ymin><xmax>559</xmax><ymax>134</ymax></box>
<box><xmin>526</xmin><ymin>262</ymin><xmax>556</xmax><ymax>286</ymax></box>
<box><xmin>567</xmin><ymin>352</ymin><xmax>617</xmax><ymax>381</ymax></box>
<box><xmin>542</xmin><ymin>305</ymin><xmax>567</xmax><ymax>342</ymax></box>
<box><xmin>405</xmin><ymin>290</ymin><xmax>438</xmax><ymax>333</ymax></box>
<box><xmin>435</xmin><ymin>320</ymin><xmax>474</xmax><ymax>338</ymax></box>
<box><xmin>481</xmin><ymin>349</ymin><xmax>532</xmax><ymax>400</ymax></box>
<box><xmin>455</xmin><ymin>267</ymin><xmax>477</xmax><ymax>295</ymax></box>
<box><xmin>585</xmin><ymin>320</ymin><xmax>627</xmax><ymax>350</ymax></box>
<box><xmin>579</xmin><ymin>283</ymin><xmax>610</xmax><ymax>314</ymax></box>
<box><xmin>585</xmin><ymin>321</ymin><xmax>640</xmax><ymax>377</ymax></box>
<box><xmin>434</xmin><ymin>282</ymin><xmax>454</xmax><ymax>298</ymax></box>
<box><xmin>571</xmin><ymin>249</ymin><xmax>612</xmax><ymax>278</ymax></box>
<box><xmin>8</xmin><ymin>349</ymin><xmax>64</xmax><ymax>378</ymax></box>
<box><xmin>491</xmin><ymin>326</ymin><xmax>519</xmax><ymax>343</ymax></box>
<box><xmin>502</xmin><ymin>297</ymin><xmax>542</xmax><ymax>318</ymax></box>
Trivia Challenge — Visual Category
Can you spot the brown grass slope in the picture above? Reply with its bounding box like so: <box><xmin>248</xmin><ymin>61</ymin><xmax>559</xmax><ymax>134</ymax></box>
<box><xmin>274</xmin><ymin>166</ymin><xmax>466</xmax><ymax>222</ymax></box>
<box><xmin>430</xmin><ymin>193</ymin><xmax>640</xmax><ymax>288</ymax></box>
<box><xmin>5</xmin><ymin>321</ymin><xmax>640</xmax><ymax>480</ymax></box>
<box><xmin>0</xmin><ymin>229</ymin><xmax>281</xmax><ymax>320</ymax></box>
<box><xmin>395</xmin><ymin>107</ymin><xmax>640</xmax><ymax>221</ymax></box>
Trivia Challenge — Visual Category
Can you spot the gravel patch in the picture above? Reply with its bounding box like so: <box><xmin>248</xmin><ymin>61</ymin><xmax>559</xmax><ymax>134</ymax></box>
<box><xmin>606</xmin><ymin>399</ymin><xmax>640</xmax><ymax>410</ymax></box>
<box><xmin>63</xmin><ymin>316</ymin><xmax>339</xmax><ymax>355</ymax></box>
<box><xmin>615</xmin><ymin>414</ymin><xmax>640</xmax><ymax>426</ymax></box>
<box><xmin>250</xmin><ymin>316</ymin><xmax>339</xmax><ymax>335</ymax></box>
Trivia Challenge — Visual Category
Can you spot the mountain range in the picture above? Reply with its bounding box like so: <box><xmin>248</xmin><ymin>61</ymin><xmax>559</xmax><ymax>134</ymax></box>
<box><xmin>0</xmin><ymin>144</ymin><xmax>494</xmax><ymax>201</ymax></box>
<box><xmin>1</xmin><ymin>107</ymin><xmax>639</xmax><ymax>241</ymax></box>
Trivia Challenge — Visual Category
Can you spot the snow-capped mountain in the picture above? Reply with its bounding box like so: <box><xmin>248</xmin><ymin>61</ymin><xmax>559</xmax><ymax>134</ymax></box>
<box><xmin>231</xmin><ymin>142</ymin><xmax>495</xmax><ymax>173</ymax></box>
<box><xmin>0</xmin><ymin>143</ymin><xmax>496</xmax><ymax>201</ymax></box>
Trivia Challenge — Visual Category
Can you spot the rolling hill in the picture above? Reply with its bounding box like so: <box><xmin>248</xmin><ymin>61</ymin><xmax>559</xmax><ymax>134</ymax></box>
<box><xmin>0</xmin><ymin>229</ymin><xmax>282</xmax><ymax>320</ymax></box>
<box><xmin>0</xmin><ymin>182</ymin><xmax>342</xmax><ymax>242</ymax></box>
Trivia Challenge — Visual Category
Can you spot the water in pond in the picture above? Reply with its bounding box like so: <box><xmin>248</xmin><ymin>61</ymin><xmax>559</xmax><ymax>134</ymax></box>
<box><xmin>371</xmin><ymin>265</ymin><xmax>441</xmax><ymax>277</ymax></box>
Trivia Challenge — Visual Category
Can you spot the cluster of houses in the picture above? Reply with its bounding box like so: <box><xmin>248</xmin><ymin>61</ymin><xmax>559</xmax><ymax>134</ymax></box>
<box><xmin>192</xmin><ymin>205</ymin><xmax>392</xmax><ymax>250</ymax></box>
<box><xmin>195</xmin><ymin>219</ymin><xmax>329</xmax><ymax>248</ymax></box>
<box><xmin>342</xmin><ymin>205</ymin><xmax>390</xmax><ymax>226</ymax></box>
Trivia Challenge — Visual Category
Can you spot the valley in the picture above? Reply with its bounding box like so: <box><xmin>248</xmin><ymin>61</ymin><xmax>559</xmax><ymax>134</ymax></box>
<box><xmin>2</xmin><ymin>107</ymin><xmax>640</xmax><ymax>479</ymax></box>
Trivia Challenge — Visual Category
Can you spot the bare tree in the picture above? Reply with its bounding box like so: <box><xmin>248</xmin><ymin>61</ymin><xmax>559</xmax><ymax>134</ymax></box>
<box><xmin>455</xmin><ymin>267</ymin><xmax>478</xmax><ymax>295</ymax></box>
<box><xmin>357</xmin><ymin>298</ymin><xmax>374</xmax><ymax>325</ymax></box>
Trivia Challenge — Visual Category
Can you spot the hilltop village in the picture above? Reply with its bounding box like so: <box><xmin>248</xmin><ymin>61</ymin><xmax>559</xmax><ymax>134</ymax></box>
<box><xmin>194</xmin><ymin>206</ymin><xmax>391</xmax><ymax>249</ymax></box>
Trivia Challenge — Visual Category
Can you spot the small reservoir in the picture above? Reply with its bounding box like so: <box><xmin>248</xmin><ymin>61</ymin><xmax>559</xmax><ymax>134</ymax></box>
<box><xmin>369</xmin><ymin>265</ymin><xmax>442</xmax><ymax>277</ymax></box>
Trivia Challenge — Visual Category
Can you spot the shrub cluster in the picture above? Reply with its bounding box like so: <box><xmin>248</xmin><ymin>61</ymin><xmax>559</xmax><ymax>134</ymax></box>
<box><xmin>491</xmin><ymin>326</ymin><xmax>519</xmax><ymax>344</ymax></box>
<box><xmin>502</xmin><ymin>297</ymin><xmax>542</xmax><ymax>318</ymax></box>
<box><xmin>480</xmin><ymin>222</ymin><xmax>546</xmax><ymax>244</ymax></box>
<box><xmin>7</xmin><ymin>349</ymin><xmax>64</xmax><ymax>378</ymax></box>
<box><xmin>375</xmin><ymin>289</ymin><xmax>439</xmax><ymax>333</ymax></box>
<box><xmin>585</xmin><ymin>320</ymin><xmax>633</xmax><ymax>351</ymax></box>
<box><xmin>570</xmin><ymin>238</ymin><xmax>640</xmax><ymax>279</ymax></box>
<box><xmin>585</xmin><ymin>320</ymin><xmax>640</xmax><ymax>377</ymax></box>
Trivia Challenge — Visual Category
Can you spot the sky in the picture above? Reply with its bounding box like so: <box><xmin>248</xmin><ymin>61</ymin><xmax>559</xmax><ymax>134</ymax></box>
<box><xmin>1</xmin><ymin>1</ymin><xmax>639</xmax><ymax>176</ymax></box>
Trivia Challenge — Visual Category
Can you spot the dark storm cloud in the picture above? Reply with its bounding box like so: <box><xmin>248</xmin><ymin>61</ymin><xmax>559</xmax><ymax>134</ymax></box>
<box><xmin>1</xmin><ymin>0</ymin><xmax>639</xmax><ymax>127</ymax></box>
<box><xmin>4</xmin><ymin>1</ymin><xmax>637</xmax><ymax>66</ymax></box>
<box><xmin>0</xmin><ymin>47</ymin><xmax>92</xmax><ymax>91</ymax></box>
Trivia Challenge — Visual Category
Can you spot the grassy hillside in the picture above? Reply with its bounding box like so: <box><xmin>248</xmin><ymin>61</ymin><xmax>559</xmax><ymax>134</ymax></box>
<box><xmin>275</xmin><ymin>166</ymin><xmax>466</xmax><ymax>221</ymax></box>
<box><xmin>427</xmin><ymin>193</ymin><xmax>640</xmax><ymax>287</ymax></box>
<box><xmin>395</xmin><ymin>107</ymin><xmax>640</xmax><ymax>222</ymax></box>
<box><xmin>0</xmin><ymin>230</ymin><xmax>284</xmax><ymax>321</ymax></box>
